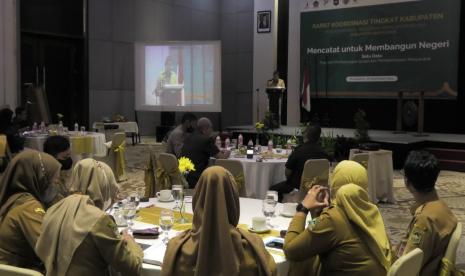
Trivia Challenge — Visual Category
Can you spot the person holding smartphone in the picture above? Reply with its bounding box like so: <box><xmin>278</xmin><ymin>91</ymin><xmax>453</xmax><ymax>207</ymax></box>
<box><xmin>283</xmin><ymin>161</ymin><xmax>392</xmax><ymax>276</ymax></box>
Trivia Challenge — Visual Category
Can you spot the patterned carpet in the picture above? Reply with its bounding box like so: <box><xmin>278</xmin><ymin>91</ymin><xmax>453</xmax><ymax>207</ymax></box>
<box><xmin>120</xmin><ymin>140</ymin><xmax>465</xmax><ymax>267</ymax></box>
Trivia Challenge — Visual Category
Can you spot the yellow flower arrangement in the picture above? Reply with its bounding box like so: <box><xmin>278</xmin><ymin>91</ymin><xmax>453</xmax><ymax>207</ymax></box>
<box><xmin>178</xmin><ymin>157</ymin><xmax>196</xmax><ymax>174</ymax></box>
<box><xmin>255</xmin><ymin>122</ymin><xmax>265</xmax><ymax>130</ymax></box>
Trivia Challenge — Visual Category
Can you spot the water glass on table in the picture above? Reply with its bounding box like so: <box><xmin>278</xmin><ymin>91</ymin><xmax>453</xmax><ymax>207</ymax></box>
<box><xmin>266</xmin><ymin>190</ymin><xmax>279</xmax><ymax>203</ymax></box>
<box><xmin>172</xmin><ymin>185</ymin><xmax>183</xmax><ymax>210</ymax></box>
<box><xmin>122</xmin><ymin>201</ymin><xmax>137</xmax><ymax>235</ymax></box>
<box><xmin>128</xmin><ymin>192</ymin><xmax>140</xmax><ymax>209</ymax></box>
<box><xmin>262</xmin><ymin>193</ymin><xmax>277</xmax><ymax>228</ymax></box>
<box><xmin>159</xmin><ymin>209</ymin><xmax>174</xmax><ymax>245</ymax></box>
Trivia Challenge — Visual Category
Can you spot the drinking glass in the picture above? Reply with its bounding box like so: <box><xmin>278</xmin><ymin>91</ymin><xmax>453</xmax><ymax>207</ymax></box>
<box><xmin>128</xmin><ymin>192</ymin><xmax>140</xmax><ymax>209</ymax></box>
<box><xmin>137</xmin><ymin>186</ymin><xmax>146</xmax><ymax>199</ymax></box>
<box><xmin>262</xmin><ymin>194</ymin><xmax>277</xmax><ymax>228</ymax></box>
<box><xmin>172</xmin><ymin>185</ymin><xmax>183</xmax><ymax>210</ymax></box>
<box><xmin>122</xmin><ymin>201</ymin><xmax>137</xmax><ymax>235</ymax></box>
<box><xmin>159</xmin><ymin>209</ymin><xmax>174</xmax><ymax>245</ymax></box>
<box><xmin>266</xmin><ymin>190</ymin><xmax>279</xmax><ymax>203</ymax></box>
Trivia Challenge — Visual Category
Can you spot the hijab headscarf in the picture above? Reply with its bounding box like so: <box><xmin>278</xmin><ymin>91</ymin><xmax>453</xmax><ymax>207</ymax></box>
<box><xmin>69</xmin><ymin>158</ymin><xmax>119</xmax><ymax>210</ymax></box>
<box><xmin>0</xmin><ymin>149</ymin><xmax>61</xmax><ymax>220</ymax></box>
<box><xmin>35</xmin><ymin>159</ymin><xmax>119</xmax><ymax>276</ymax></box>
<box><xmin>335</xmin><ymin>184</ymin><xmax>392</xmax><ymax>271</ymax></box>
<box><xmin>162</xmin><ymin>166</ymin><xmax>276</xmax><ymax>276</ymax></box>
<box><xmin>330</xmin><ymin>160</ymin><xmax>368</xmax><ymax>198</ymax></box>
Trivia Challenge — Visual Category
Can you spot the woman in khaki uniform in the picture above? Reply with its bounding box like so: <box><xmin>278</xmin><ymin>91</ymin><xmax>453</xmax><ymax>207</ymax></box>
<box><xmin>284</xmin><ymin>161</ymin><xmax>392</xmax><ymax>276</ymax></box>
<box><xmin>35</xmin><ymin>159</ymin><xmax>143</xmax><ymax>276</ymax></box>
<box><xmin>0</xmin><ymin>150</ymin><xmax>61</xmax><ymax>271</ymax></box>
<box><xmin>161</xmin><ymin>166</ymin><xmax>277</xmax><ymax>276</ymax></box>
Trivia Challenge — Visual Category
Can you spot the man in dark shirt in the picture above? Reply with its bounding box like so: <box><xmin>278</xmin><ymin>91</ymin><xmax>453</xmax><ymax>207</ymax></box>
<box><xmin>270</xmin><ymin>124</ymin><xmax>328</xmax><ymax>201</ymax></box>
<box><xmin>180</xmin><ymin>117</ymin><xmax>229</xmax><ymax>188</ymax></box>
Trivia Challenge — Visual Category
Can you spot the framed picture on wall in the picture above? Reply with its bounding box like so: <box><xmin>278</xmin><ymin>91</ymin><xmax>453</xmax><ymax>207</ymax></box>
<box><xmin>257</xmin><ymin>11</ymin><xmax>271</xmax><ymax>33</ymax></box>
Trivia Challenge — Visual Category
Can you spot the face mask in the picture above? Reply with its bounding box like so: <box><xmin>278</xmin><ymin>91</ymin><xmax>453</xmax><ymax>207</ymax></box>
<box><xmin>59</xmin><ymin>157</ymin><xmax>73</xmax><ymax>170</ymax></box>
<box><xmin>186</xmin><ymin>126</ymin><xmax>194</xmax><ymax>133</ymax></box>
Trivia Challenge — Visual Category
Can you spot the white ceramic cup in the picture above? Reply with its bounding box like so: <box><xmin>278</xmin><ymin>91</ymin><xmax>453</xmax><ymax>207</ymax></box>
<box><xmin>252</xmin><ymin>217</ymin><xmax>267</xmax><ymax>231</ymax></box>
<box><xmin>156</xmin><ymin>190</ymin><xmax>172</xmax><ymax>201</ymax></box>
<box><xmin>282</xmin><ymin>203</ymin><xmax>297</xmax><ymax>216</ymax></box>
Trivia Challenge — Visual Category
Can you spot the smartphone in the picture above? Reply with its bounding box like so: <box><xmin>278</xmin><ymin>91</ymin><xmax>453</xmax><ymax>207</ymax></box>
<box><xmin>265</xmin><ymin>239</ymin><xmax>284</xmax><ymax>250</ymax></box>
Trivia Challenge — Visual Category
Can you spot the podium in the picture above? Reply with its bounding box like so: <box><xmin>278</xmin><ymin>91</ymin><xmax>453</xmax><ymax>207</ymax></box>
<box><xmin>265</xmin><ymin>87</ymin><xmax>285</xmax><ymax>127</ymax></box>
<box><xmin>159</xmin><ymin>84</ymin><xmax>184</xmax><ymax>106</ymax></box>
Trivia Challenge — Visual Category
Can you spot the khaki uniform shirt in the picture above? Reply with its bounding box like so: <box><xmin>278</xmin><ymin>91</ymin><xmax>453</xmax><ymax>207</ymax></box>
<box><xmin>397</xmin><ymin>199</ymin><xmax>457</xmax><ymax>276</ymax></box>
<box><xmin>66</xmin><ymin>214</ymin><xmax>143</xmax><ymax>276</ymax></box>
<box><xmin>170</xmin><ymin>237</ymin><xmax>273</xmax><ymax>276</ymax></box>
<box><xmin>0</xmin><ymin>193</ymin><xmax>45</xmax><ymax>271</ymax></box>
<box><xmin>284</xmin><ymin>205</ymin><xmax>386</xmax><ymax>276</ymax></box>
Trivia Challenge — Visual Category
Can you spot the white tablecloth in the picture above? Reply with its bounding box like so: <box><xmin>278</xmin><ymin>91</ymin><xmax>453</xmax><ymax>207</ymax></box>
<box><xmin>92</xmin><ymin>121</ymin><xmax>139</xmax><ymax>134</ymax></box>
<box><xmin>135</xmin><ymin>197</ymin><xmax>293</xmax><ymax>276</ymax></box>
<box><xmin>229</xmin><ymin>155</ymin><xmax>287</xmax><ymax>199</ymax></box>
<box><xmin>24</xmin><ymin>131</ymin><xmax>107</xmax><ymax>157</ymax></box>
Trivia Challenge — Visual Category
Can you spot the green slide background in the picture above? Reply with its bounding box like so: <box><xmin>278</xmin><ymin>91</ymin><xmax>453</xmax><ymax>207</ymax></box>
<box><xmin>300</xmin><ymin>0</ymin><xmax>460</xmax><ymax>99</ymax></box>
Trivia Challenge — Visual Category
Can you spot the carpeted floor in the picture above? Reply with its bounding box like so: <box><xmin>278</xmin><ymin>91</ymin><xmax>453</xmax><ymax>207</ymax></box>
<box><xmin>120</xmin><ymin>140</ymin><xmax>465</xmax><ymax>266</ymax></box>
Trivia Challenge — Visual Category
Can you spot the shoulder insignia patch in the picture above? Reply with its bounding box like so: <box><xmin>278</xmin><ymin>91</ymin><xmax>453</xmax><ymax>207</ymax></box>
<box><xmin>409</xmin><ymin>227</ymin><xmax>425</xmax><ymax>246</ymax></box>
<box><xmin>34</xmin><ymin>208</ymin><xmax>45</xmax><ymax>215</ymax></box>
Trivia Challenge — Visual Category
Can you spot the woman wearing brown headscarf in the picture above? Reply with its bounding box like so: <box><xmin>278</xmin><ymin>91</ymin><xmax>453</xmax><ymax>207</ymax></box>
<box><xmin>284</xmin><ymin>161</ymin><xmax>392</xmax><ymax>276</ymax></box>
<box><xmin>161</xmin><ymin>166</ymin><xmax>277</xmax><ymax>276</ymax></box>
<box><xmin>35</xmin><ymin>158</ymin><xmax>143</xmax><ymax>276</ymax></box>
<box><xmin>0</xmin><ymin>150</ymin><xmax>61</xmax><ymax>270</ymax></box>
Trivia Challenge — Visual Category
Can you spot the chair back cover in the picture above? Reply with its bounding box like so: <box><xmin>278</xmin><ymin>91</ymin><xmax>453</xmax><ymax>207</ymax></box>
<box><xmin>215</xmin><ymin>159</ymin><xmax>246</xmax><ymax>196</ymax></box>
<box><xmin>387</xmin><ymin>248</ymin><xmax>423</xmax><ymax>276</ymax></box>
<box><xmin>157</xmin><ymin>153</ymin><xmax>183</xmax><ymax>190</ymax></box>
<box><xmin>298</xmin><ymin>159</ymin><xmax>329</xmax><ymax>200</ymax></box>
<box><xmin>439</xmin><ymin>222</ymin><xmax>463</xmax><ymax>276</ymax></box>
<box><xmin>0</xmin><ymin>264</ymin><xmax>44</xmax><ymax>276</ymax></box>
<box><xmin>111</xmin><ymin>132</ymin><xmax>126</xmax><ymax>181</ymax></box>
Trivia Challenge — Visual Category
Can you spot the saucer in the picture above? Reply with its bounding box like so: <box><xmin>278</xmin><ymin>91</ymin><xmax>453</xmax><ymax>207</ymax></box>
<box><xmin>158</xmin><ymin>196</ymin><xmax>175</xmax><ymax>202</ymax></box>
<box><xmin>248</xmin><ymin>227</ymin><xmax>271</xmax><ymax>234</ymax></box>
<box><xmin>280</xmin><ymin>212</ymin><xmax>296</xmax><ymax>218</ymax></box>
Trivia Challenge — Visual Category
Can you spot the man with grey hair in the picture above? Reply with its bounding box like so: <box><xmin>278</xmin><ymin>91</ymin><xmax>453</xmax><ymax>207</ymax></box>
<box><xmin>180</xmin><ymin>117</ymin><xmax>230</xmax><ymax>188</ymax></box>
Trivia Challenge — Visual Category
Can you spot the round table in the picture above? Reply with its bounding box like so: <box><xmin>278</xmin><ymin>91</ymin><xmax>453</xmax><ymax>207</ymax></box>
<box><xmin>228</xmin><ymin>155</ymin><xmax>287</xmax><ymax>199</ymax></box>
<box><xmin>23</xmin><ymin>131</ymin><xmax>107</xmax><ymax>157</ymax></box>
<box><xmin>132</xmin><ymin>197</ymin><xmax>294</xmax><ymax>276</ymax></box>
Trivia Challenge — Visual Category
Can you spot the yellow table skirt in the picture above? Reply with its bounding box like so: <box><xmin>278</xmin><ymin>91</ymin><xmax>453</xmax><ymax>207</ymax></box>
<box><xmin>70</xmin><ymin>136</ymin><xmax>94</xmax><ymax>155</ymax></box>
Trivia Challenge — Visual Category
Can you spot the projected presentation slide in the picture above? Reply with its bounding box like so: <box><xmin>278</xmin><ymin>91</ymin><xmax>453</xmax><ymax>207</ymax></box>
<box><xmin>135</xmin><ymin>41</ymin><xmax>221</xmax><ymax>112</ymax></box>
<box><xmin>300</xmin><ymin>0</ymin><xmax>460</xmax><ymax>99</ymax></box>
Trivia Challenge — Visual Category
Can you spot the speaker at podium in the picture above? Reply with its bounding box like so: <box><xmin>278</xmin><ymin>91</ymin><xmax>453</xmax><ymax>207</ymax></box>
<box><xmin>158</xmin><ymin>84</ymin><xmax>184</xmax><ymax>106</ymax></box>
<box><xmin>265</xmin><ymin>87</ymin><xmax>285</xmax><ymax>128</ymax></box>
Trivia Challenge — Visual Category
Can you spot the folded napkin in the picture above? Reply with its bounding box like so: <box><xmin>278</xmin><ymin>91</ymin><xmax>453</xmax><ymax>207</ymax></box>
<box><xmin>133</xmin><ymin>227</ymin><xmax>160</xmax><ymax>239</ymax></box>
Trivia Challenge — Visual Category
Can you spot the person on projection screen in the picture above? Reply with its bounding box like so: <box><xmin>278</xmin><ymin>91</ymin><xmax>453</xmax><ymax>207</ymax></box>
<box><xmin>154</xmin><ymin>56</ymin><xmax>180</xmax><ymax>106</ymax></box>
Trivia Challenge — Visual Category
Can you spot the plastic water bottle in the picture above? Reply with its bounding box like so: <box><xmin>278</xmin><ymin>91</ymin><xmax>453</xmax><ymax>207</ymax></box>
<box><xmin>40</xmin><ymin>121</ymin><xmax>46</xmax><ymax>133</ymax></box>
<box><xmin>58</xmin><ymin>121</ymin><xmax>64</xmax><ymax>134</ymax></box>
<box><xmin>215</xmin><ymin>136</ymin><xmax>222</xmax><ymax>149</ymax></box>
<box><xmin>238</xmin><ymin>134</ymin><xmax>243</xmax><ymax>147</ymax></box>
<box><xmin>268</xmin><ymin>139</ymin><xmax>274</xmax><ymax>151</ymax></box>
<box><xmin>74</xmin><ymin>123</ymin><xmax>79</xmax><ymax>132</ymax></box>
<box><xmin>32</xmin><ymin>122</ymin><xmax>38</xmax><ymax>131</ymax></box>
<box><xmin>225</xmin><ymin>138</ymin><xmax>231</xmax><ymax>149</ymax></box>
<box><xmin>247</xmin><ymin>139</ymin><xmax>254</xmax><ymax>159</ymax></box>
